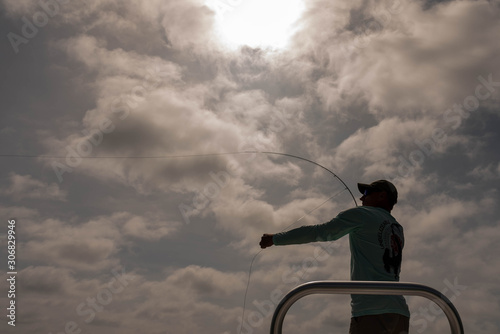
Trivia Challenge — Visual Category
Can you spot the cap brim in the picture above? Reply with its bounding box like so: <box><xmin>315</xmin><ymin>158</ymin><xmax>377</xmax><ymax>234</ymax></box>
<box><xmin>357</xmin><ymin>183</ymin><xmax>372</xmax><ymax>194</ymax></box>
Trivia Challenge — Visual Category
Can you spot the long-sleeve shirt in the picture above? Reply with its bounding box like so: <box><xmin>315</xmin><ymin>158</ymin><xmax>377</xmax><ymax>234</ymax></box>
<box><xmin>273</xmin><ymin>205</ymin><xmax>410</xmax><ymax>318</ymax></box>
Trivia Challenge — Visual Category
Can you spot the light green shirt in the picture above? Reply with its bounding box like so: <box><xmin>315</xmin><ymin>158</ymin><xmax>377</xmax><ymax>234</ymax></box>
<box><xmin>273</xmin><ymin>206</ymin><xmax>410</xmax><ymax>318</ymax></box>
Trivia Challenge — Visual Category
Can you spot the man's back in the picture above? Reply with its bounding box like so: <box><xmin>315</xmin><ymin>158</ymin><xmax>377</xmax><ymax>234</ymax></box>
<box><xmin>341</xmin><ymin>206</ymin><xmax>409</xmax><ymax>317</ymax></box>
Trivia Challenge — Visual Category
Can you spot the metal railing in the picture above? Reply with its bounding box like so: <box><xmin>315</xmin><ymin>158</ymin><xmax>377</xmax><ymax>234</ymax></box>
<box><xmin>270</xmin><ymin>281</ymin><xmax>464</xmax><ymax>334</ymax></box>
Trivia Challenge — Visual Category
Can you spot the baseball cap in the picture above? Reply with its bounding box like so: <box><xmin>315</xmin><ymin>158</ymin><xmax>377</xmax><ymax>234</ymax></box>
<box><xmin>357</xmin><ymin>180</ymin><xmax>398</xmax><ymax>204</ymax></box>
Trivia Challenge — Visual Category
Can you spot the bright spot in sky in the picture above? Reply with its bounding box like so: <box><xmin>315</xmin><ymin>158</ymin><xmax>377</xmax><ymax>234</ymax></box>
<box><xmin>208</xmin><ymin>0</ymin><xmax>305</xmax><ymax>49</ymax></box>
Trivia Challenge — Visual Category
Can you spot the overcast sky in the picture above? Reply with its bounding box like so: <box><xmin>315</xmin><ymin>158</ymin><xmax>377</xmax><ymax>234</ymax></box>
<box><xmin>1</xmin><ymin>0</ymin><xmax>499</xmax><ymax>333</ymax></box>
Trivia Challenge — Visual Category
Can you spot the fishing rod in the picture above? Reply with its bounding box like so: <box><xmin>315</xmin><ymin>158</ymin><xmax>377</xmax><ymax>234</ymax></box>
<box><xmin>2</xmin><ymin>150</ymin><xmax>358</xmax><ymax>207</ymax></box>
<box><xmin>2</xmin><ymin>150</ymin><xmax>359</xmax><ymax>333</ymax></box>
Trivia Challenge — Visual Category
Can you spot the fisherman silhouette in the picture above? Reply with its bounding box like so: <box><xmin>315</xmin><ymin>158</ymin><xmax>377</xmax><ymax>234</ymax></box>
<box><xmin>260</xmin><ymin>180</ymin><xmax>410</xmax><ymax>334</ymax></box>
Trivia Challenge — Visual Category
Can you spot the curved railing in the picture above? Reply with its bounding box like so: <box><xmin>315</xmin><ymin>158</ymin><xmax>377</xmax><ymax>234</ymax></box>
<box><xmin>270</xmin><ymin>281</ymin><xmax>464</xmax><ymax>334</ymax></box>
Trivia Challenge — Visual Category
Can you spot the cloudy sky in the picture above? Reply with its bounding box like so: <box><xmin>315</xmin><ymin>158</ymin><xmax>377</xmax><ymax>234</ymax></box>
<box><xmin>1</xmin><ymin>0</ymin><xmax>499</xmax><ymax>333</ymax></box>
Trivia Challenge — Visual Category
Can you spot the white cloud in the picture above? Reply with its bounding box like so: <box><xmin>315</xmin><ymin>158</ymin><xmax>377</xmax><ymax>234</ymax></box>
<box><xmin>468</xmin><ymin>163</ymin><xmax>500</xmax><ymax>181</ymax></box>
<box><xmin>127</xmin><ymin>266</ymin><xmax>245</xmax><ymax>333</ymax></box>
<box><xmin>166</xmin><ymin>265</ymin><xmax>245</xmax><ymax>296</ymax></box>
<box><xmin>22</xmin><ymin>217</ymin><xmax>122</xmax><ymax>271</ymax></box>
<box><xmin>18</xmin><ymin>265</ymin><xmax>78</xmax><ymax>294</ymax></box>
<box><xmin>58</xmin><ymin>35</ymin><xmax>183</xmax><ymax>83</ymax></box>
<box><xmin>404</xmin><ymin>195</ymin><xmax>479</xmax><ymax>239</ymax></box>
<box><xmin>17</xmin><ymin>210</ymin><xmax>179</xmax><ymax>272</ymax></box>
<box><xmin>330</xmin><ymin>117</ymin><xmax>442</xmax><ymax>176</ymax></box>
<box><xmin>2</xmin><ymin>0</ymin><xmax>39</xmax><ymax>16</ymax></box>
<box><xmin>348</xmin><ymin>1</ymin><xmax>500</xmax><ymax>112</ymax></box>
<box><xmin>291</xmin><ymin>0</ymin><xmax>500</xmax><ymax>115</ymax></box>
<box><xmin>122</xmin><ymin>213</ymin><xmax>179</xmax><ymax>240</ymax></box>
<box><xmin>160</xmin><ymin>0</ymin><xmax>217</xmax><ymax>51</ymax></box>
<box><xmin>2</xmin><ymin>173</ymin><xmax>67</xmax><ymax>200</ymax></box>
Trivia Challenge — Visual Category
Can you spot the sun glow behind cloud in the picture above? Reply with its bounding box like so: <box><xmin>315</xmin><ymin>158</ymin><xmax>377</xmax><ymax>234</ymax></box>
<box><xmin>209</xmin><ymin>0</ymin><xmax>305</xmax><ymax>49</ymax></box>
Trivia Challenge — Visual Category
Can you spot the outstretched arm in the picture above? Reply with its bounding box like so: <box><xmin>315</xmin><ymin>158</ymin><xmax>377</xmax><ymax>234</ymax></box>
<box><xmin>260</xmin><ymin>210</ymin><xmax>363</xmax><ymax>248</ymax></box>
<box><xmin>259</xmin><ymin>234</ymin><xmax>275</xmax><ymax>249</ymax></box>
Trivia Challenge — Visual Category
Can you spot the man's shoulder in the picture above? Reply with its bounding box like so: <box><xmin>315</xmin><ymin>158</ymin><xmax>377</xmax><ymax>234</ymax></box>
<box><xmin>340</xmin><ymin>206</ymin><xmax>387</xmax><ymax>216</ymax></box>
<box><xmin>339</xmin><ymin>206</ymin><xmax>397</xmax><ymax>223</ymax></box>
<box><xmin>337</xmin><ymin>206</ymin><xmax>375</xmax><ymax>222</ymax></box>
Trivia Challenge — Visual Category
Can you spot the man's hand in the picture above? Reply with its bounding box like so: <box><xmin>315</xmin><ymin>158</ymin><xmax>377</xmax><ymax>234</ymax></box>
<box><xmin>260</xmin><ymin>234</ymin><xmax>275</xmax><ymax>249</ymax></box>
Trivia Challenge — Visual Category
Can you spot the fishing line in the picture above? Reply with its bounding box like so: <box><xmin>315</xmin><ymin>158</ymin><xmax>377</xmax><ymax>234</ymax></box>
<box><xmin>237</xmin><ymin>188</ymin><xmax>348</xmax><ymax>334</ymax></box>
<box><xmin>0</xmin><ymin>150</ymin><xmax>358</xmax><ymax>206</ymax></box>
<box><xmin>2</xmin><ymin>150</ymin><xmax>359</xmax><ymax>333</ymax></box>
